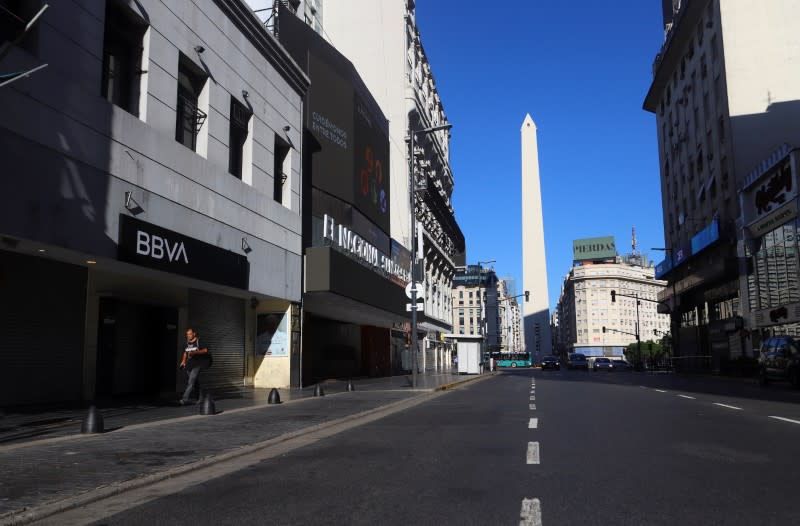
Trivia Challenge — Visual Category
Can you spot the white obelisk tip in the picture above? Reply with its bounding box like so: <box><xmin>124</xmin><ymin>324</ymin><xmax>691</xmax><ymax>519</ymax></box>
<box><xmin>521</xmin><ymin>113</ymin><xmax>537</xmax><ymax>131</ymax></box>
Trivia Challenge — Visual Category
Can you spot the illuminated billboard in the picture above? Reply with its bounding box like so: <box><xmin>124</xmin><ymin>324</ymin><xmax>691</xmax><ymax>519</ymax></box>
<box><xmin>278</xmin><ymin>6</ymin><xmax>390</xmax><ymax>234</ymax></box>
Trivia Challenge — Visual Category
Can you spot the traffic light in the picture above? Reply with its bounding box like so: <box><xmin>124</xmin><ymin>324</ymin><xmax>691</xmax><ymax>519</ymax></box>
<box><xmin>610</xmin><ymin>290</ymin><xmax>616</xmax><ymax>303</ymax></box>
<box><xmin>653</xmin><ymin>329</ymin><xmax>658</xmax><ymax>336</ymax></box>
<box><xmin>524</xmin><ymin>291</ymin><xmax>530</xmax><ymax>302</ymax></box>
<box><xmin>602</xmin><ymin>326</ymin><xmax>606</xmax><ymax>333</ymax></box>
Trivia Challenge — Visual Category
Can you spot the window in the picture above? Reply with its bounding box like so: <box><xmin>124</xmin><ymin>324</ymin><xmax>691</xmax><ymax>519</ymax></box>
<box><xmin>175</xmin><ymin>54</ymin><xmax>207</xmax><ymax>151</ymax></box>
<box><xmin>274</xmin><ymin>136</ymin><xmax>291</xmax><ymax>204</ymax></box>
<box><xmin>229</xmin><ymin>97</ymin><xmax>251</xmax><ymax>179</ymax></box>
<box><xmin>101</xmin><ymin>1</ymin><xmax>147</xmax><ymax>115</ymax></box>
<box><xmin>459</xmin><ymin>290</ymin><xmax>463</xmax><ymax>298</ymax></box>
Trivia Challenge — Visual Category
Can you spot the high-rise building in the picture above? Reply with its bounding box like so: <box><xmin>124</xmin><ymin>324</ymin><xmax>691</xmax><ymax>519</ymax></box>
<box><xmin>452</xmin><ymin>265</ymin><xmax>499</xmax><ymax>348</ymax></box>
<box><xmin>314</xmin><ymin>0</ymin><xmax>466</xmax><ymax>371</ymax></box>
<box><xmin>521</xmin><ymin>114</ymin><xmax>552</xmax><ymax>360</ymax></box>
<box><xmin>643</xmin><ymin>0</ymin><xmax>800</xmax><ymax>367</ymax></box>
<box><xmin>262</xmin><ymin>0</ymin><xmax>464</xmax><ymax>376</ymax></box>
<box><xmin>499</xmin><ymin>278</ymin><xmax>524</xmax><ymax>353</ymax></box>
<box><xmin>557</xmin><ymin>256</ymin><xmax>671</xmax><ymax>361</ymax></box>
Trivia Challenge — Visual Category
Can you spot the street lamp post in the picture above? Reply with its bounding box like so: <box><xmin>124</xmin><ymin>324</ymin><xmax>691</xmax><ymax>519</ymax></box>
<box><xmin>652</xmin><ymin>247</ymin><xmax>680</xmax><ymax>366</ymax></box>
<box><xmin>408</xmin><ymin>123</ymin><xmax>452</xmax><ymax>389</ymax></box>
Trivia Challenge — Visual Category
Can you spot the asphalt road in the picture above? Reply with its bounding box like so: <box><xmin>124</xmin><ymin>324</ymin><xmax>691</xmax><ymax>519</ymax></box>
<box><xmin>52</xmin><ymin>370</ymin><xmax>800</xmax><ymax>525</ymax></box>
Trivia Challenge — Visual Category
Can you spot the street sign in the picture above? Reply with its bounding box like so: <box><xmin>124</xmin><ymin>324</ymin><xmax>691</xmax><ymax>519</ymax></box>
<box><xmin>406</xmin><ymin>300</ymin><xmax>425</xmax><ymax>312</ymax></box>
<box><xmin>404</xmin><ymin>282</ymin><xmax>425</xmax><ymax>299</ymax></box>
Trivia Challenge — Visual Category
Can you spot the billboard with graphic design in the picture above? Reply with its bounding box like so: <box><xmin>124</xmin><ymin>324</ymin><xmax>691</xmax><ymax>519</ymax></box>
<box><xmin>278</xmin><ymin>5</ymin><xmax>390</xmax><ymax>234</ymax></box>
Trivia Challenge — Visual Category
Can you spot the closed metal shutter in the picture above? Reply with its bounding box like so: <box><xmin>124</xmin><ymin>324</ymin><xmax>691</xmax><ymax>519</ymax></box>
<box><xmin>425</xmin><ymin>340</ymin><xmax>436</xmax><ymax>371</ymax></box>
<box><xmin>0</xmin><ymin>251</ymin><xmax>86</xmax><ymax>406</ymax></box>
<box><xmin>188</xmin><ymin>289</ymin><xmax>245</xmax><ymax>392</ymax></box>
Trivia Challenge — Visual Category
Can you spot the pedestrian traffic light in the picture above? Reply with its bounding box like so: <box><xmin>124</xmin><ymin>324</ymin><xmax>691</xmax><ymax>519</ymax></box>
<box><xmin>602</xmin><ymin>326</ymin><xmax>606</xmax><ymax>333</ymax></box>
<box><xmin>525</xmin><ymin>291</ymin><xmax>530</xmax><ymax>302</ymax></box>
<box><xmin>610</xmin><ymin>290</ymin><xmax>616</xmax><ymax>302</ymax></box>
<box><xmin>653</xmin><ymin>329</ymin><xmax>658</xmax><ymax>336</ymax></box>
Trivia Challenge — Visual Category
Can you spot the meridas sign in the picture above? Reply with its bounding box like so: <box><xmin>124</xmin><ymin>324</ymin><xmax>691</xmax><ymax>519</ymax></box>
<box><xmin>118</xmin><ymin>215</ymin><xmax>249</xmax><ymax>289</ymax></box>
<box><xmin>573</xmin><ymin>236</ymin><xmax>617</xmax><ymax>261</ymax></box>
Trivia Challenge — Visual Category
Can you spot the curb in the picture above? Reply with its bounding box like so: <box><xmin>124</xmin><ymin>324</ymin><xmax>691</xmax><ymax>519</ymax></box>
<box><xmin>436</xmin><ymin>372</ymin><xmax>496</xmax><ymax>391</ymax></box>
<box><xmin>0</xmin><ymin>389</ymin><xmax>447</xmax><ymax>526</ymax></box>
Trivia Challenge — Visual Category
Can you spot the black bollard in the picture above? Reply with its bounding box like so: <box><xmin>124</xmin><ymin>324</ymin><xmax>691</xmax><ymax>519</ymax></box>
<box><xmin>313</xmin><ymin>384</ymin><xmax>325</xmax><ymax>397</ymax></box>
<box><xmin>81</xmin><ymin>405</ymin><xmax>104</xmax><ymax>434</ymax></box>
<box><xmin>267</xmin><ymin>388</ymin><xmax>282</xmax><ymax>404</ymax></box>
<box><xmin>346</xmin><ymin>379</ymin><xmax>355</xmax><ymax>392</ymax></box>
<box><xmin>200</xmin><ymin>393</ymin><xmax>216</xmax><ymax>415</ymax></box>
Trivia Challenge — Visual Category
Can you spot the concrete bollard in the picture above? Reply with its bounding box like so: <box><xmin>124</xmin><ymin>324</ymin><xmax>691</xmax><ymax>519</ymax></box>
<box><xmin>200</xmin><ymin>393</ymin><xmax>216</xmax><ymax>415</ymax></box>
<box><xmin>267</xmin><ymin>388</ymin><xmax>282</xmax><ymax>404</ymax></box>
<box><xmin>346</xmin><ymin>379</ymin><xmax>355</xmax><ymax>392</ymax></box>
<box><xmin>313</xmin><ymin>384</ymin><xmax>325</xmax><ymax>397</ymax></box>
<box><xmin>81</xmin><ymin>405</ymin><xmax>104</xmax><ymax>434</ymax></box>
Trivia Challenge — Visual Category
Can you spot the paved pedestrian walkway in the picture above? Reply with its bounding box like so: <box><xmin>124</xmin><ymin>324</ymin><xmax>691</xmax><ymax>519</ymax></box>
<box><xmin>0</xmin><ymin>372</ymin><xmax>462</xmax><ymax>448</ymax></box>
<box><xmin>0</xmin><ymin>371</ymin><xmax>484</xmax><ymax>525</ymax></box>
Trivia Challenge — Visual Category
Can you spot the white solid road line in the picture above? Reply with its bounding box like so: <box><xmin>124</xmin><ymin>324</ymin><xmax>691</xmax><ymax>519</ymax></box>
<box><xmin>713</xmin><ymin>402</ymin><xmax>743</xmax><ymax>411</ymax></box>
<box><xmin>529</xmin><ymin>404</ymin><xmax>536</xmax><ymax>410</ymax></box>
<box><xmin>768</xmin><ymin>416</ymin><xmax>800</xmax><ymax>425</ymax></box>
<box><xmin>678</xmin><ymin>394</ymin><xmax>696</xmax><ymax>399</ymax></box>
<box><xmin>519</xmin><ymin>498</ymin><xmax>543</xmax><ymax>526</ymax></box>
<box><xmin>655</xmin><ymin>389</ymin><xmax>667</xmax><ymax>393</ymax></box>
<box><xmin>529</xmin><ymin>418</ymin><xmax>538</xmax><ymax>429</ymax></box>
<box><xmin>527</xmin><ymin>441</ymin><xmax>540</xmax><ymax>464</ymax></box>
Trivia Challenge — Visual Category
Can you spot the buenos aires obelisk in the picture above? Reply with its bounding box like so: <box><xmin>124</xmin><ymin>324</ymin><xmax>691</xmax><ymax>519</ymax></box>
<box><xmin>521</xmin><ymin>114</ymin><xmax>551</xmax><ymax>359</ymax></box>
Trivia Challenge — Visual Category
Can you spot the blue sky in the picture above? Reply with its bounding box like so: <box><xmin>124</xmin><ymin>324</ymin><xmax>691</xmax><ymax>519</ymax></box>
<box><xmin>416</xmin><ymin>2</ymin><xmax>667</xmax><ymax>312</ymax></box>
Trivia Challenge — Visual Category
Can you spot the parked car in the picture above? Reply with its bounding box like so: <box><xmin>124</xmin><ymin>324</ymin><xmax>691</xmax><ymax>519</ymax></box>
<box><xmin>758</xmin><ymin>336</ymin><xmax>800</xmax><ymax>387</ymax></box>
<box><xmin>593</xmin><ymin>357</ymin><xmax>613</xmax><ymax>371</ymax></box>
<box><xmin>611</xmin><ymin>359</ymin><xmax>633</xmax><ymax>371</ymax></box>
<box><xmin>541</xmin><ymin>356</ymin><xmax>560</xmax><ymax>370</ymax></box>
<box><xmin>566</xmin><ymin>353</ymin><xmax>589</xmax><ymax>370</ymax></box>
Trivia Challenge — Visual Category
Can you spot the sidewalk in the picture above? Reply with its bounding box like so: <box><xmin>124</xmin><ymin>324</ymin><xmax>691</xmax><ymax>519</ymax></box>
<box><xmin>0</xmin><ymin>372</ymin><xmax>463</xmax><ymax>448</ymax></box>
<box><xmin>0</xmin><ymin>371</ymin><xmax>489</xmax><ymax>525</ymax></box>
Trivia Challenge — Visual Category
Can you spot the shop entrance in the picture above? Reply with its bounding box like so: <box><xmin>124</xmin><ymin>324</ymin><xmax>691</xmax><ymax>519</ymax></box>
<box><xmin>95</xmin><ymin>298</ymin><xmax>179</xmax><ymax>398</ymax></box>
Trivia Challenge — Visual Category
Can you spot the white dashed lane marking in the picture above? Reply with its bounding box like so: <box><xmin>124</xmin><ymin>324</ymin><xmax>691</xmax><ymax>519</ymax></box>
<box><xmin>519</xmin><ymin>498</ymin><xmax>542</xmax><ymax>526</ymax></box>
<box><xmin>678</xmin><ymin>394</ymin><xmax>696</xmax><ymax>400</ymax></box>
<box><xmin>526</xmin><ymin>441</ymin><xmax>540</xmax><ymax>464</ymax></box>
<box><xmin>529</xmin><ymin>404</ymin><xmax>536</xmax><ymax>410</ymax></box>
<box><xmin>713</xmin><ymin>403</ymin><xmax>743</xmax><ymax>411</ymax></box>
<box><xmin>769</xmin><ymin>416</ymin><xmax>800</xmax><ymax>425</ymax></box>
<box><xmin>655</xmin><ymin>389</ymin><xmax>667</xmax><ymax>393</ymax></box>
<box><xmin>530</xmin><ymin>396</ymin><xmax>536</xmax><ymax>401</ymax></box>
<box><xmin>529</xmin><ymin>418</ymin><xmax>538</xmax><ymax>429</ymax></box>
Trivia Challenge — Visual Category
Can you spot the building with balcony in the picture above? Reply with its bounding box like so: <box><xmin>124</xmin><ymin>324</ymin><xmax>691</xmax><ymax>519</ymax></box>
<box><xmin>0</xmin><ymin>0</ymin><xmax>308</xmax><ymax>405</ymax></box>
<box><xmin>498</xmin><ymin>278</ymin><xmax>524</xmax><ymax>354</ymax></box>
<box><xmin>452</xmin><ymin>265</ymin><xmax>500</xmax><ymax>352</ymax></box>
<box><xmin>643</xmin><ymin>0</ymin><xmax>800</xmax><ymax>367</ymax></box>
<box><xmin>302</xmin><ymin>0</ymin><xmax>466</xmax><ymax>372</ymax></box>
<box><xmin>556</xmin><ymin>239</ymin><xmax>670</xmax><ymax>359</ymax></box>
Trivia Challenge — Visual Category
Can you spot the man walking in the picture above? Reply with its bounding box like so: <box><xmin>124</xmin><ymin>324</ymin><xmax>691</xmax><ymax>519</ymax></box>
<box><xmin>179</xmin><ymin>328</ymin><xmax>211</xmax><ymax>405</ymax></box>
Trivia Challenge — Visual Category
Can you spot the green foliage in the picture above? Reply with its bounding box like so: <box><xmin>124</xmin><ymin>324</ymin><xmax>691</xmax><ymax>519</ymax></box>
<box><xmin>624</xmin><ymin>339</ymin><xmax>666</xmax><ymax>360</ymax></box>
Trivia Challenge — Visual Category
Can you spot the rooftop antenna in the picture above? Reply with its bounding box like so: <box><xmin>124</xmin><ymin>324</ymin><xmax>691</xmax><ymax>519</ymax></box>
<box><xmin>631</xmin><ymin>226</ymin><xmax>638</xmax><ymax>255</ymax></box>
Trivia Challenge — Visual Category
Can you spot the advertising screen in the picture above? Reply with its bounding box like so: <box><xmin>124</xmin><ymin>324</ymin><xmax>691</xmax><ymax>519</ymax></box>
<box><xmin>278</xmin><ymin>5</ymin><xmax>390</xmax><ymax>234</ymax></box>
